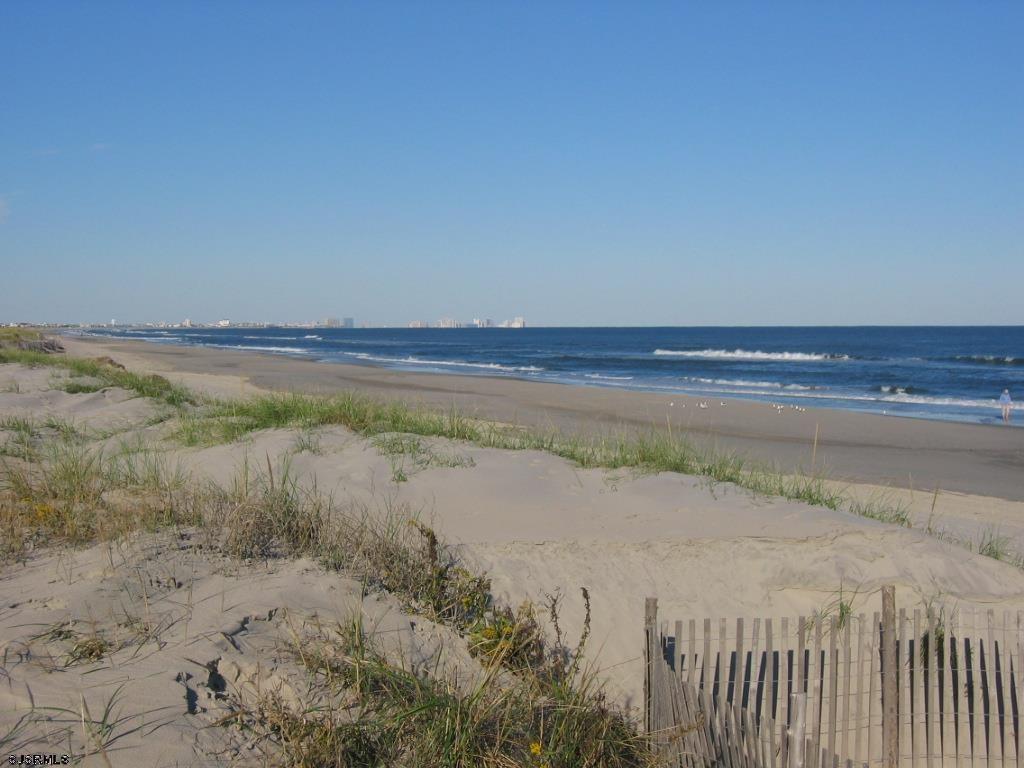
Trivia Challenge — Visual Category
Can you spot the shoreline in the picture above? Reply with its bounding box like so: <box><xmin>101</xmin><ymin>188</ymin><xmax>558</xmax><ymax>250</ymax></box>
<box><xmin>61</xmin><ymin>333</ymin><xmax>1024</xmax><ymax>501</ymax></box>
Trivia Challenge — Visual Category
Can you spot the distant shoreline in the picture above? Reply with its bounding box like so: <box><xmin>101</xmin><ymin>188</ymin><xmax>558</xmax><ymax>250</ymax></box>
<box><xmin>59</xmin><ymin>333</ymin><xmax>1024</xmax><ymax>500</ymax></box>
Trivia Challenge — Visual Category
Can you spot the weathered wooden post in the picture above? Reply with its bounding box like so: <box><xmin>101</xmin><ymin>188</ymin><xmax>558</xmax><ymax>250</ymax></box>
<box><xmin>645</xmin><ymin>597</ymin><xmax>659</xmax><ymax>737</ymax></box>
<box><xmin>881</xmin><ymin>585</ymin><xmax>899</xmax><ymax>768</ymax></box>
<box><xmin>789</xmin><ymin>692</ymin><xmax>807</xmax><ymax>768</ymax></box>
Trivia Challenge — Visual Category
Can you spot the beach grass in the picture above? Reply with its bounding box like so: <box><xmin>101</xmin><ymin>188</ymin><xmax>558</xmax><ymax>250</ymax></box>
<box><xmin>0</xmin><ymin>431</ymin><xmax>653</xmax><ymax>766</ymax></box>
<box><xmin>240</xmin><ymin>611</ymin><xmax>651</xmax><ymax>768</ymax></box>
<box><xmin>0</xmin><ymin>343</ymin><xmax>934</xmax><ymax>529</ymax></box>
<box><xmin>0</xmin><ymin>327</ymin><xmax>43</xmax><ymax>345</ymax></box>
<box><xmin>175</xmin><ymin>390</ymin><xmax>906</xmax><ymax>524</ymax></box>
<box><xmin>0</xmin><ymin>347</ymin><xmax>195</xmax><ymax>406</ymax></box>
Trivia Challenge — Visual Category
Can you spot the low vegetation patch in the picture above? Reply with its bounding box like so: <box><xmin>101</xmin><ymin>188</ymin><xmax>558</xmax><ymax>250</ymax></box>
<box><xmin>171</xmin><ymin>390</ymin><xmax>912</xmax><ymax>527</ymax></box>
<box><xmin>236</xmin><ymin>612</ymin><xmax>650</xmax><ymax>768</ymax></box>
<box><xmin>0</xmin><ymin>428</ymin><xmax>652</xmax><ymax>765</ymax></box>
<box><xmin>0</xmin><ymin>346</ymin><xmax>195</xmax><ymax>406</ymax></box>
<box><xmin>373</xmin><ymin>432</ymin><xmax>476</xmax><ymax>482</ymax></box>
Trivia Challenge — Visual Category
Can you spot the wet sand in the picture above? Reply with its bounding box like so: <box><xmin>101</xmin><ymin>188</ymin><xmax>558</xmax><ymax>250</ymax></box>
<box><xmin>62</xmin><ymin>334</ymin><xmax>1024</xmax><ymax>500</ymax></box>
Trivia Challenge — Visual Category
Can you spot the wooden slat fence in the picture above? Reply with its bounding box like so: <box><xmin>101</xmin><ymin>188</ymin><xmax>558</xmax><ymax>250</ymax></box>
<box><xmin>644</xmin><ymin>592</ymin><xmax>1023</xmax><ymax>768</ymax></box>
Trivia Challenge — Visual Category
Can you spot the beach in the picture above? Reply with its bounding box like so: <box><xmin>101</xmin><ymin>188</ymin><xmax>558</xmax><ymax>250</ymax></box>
<box><xmin>2</xmin><ymin>336</ymin><xmax>1023</xmax><ymax>764</ymax></box>
<box><xmin>63</xmin><ymin>334</ymin><xmax>1024</xmax><ymax>500</ymax></box>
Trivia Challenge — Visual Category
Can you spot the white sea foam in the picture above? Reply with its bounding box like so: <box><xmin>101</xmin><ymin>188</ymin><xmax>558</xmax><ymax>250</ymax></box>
<box><xmin>303</xmin><ymin>335</ymin><xmax>322</xmax><ymax>339</ymax></box>
<box><xmin>243</xmin><ymin>335</ymin><xmax>300</xmax><ymax>340</ymax></box>
<box><xmin>684</xmin><ymin>377</ymin><xmax>809</xmax><ymax>389</ymax></box>
<box><xmin>953</xmin><ymin>355</ymin><xmax>1020</xmax><ymax>365</ymax></box>
<box><xmin>210</xmin><ymin>344</ymin><xmax>311</xmax><ymax>354</ymax></box>
<box><xmin>585</xmin><ymin>373</ymin><xmax>635</xmax><ymax>381</ymax></box>
<box><xmin>344</xmin><ymin>352</ymin><xmax>544</xmax><ymax>373</ymax></box>
<box><xmin>654</xmin><ymin>348</ymin><xmax>846</xmax><ymax>361</ymax></box>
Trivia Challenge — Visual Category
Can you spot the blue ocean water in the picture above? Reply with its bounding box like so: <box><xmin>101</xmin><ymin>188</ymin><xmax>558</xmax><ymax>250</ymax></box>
<box><xmin>82</xmin><ymin>326</ymin><xmax>1024</xmax><ymax>426</ymax></box>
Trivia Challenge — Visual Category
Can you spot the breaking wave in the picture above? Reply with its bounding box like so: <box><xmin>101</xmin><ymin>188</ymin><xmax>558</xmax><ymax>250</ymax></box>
<box><xmin>654</xmin><ymin>348</ymin><xmax>848</xmax><ymax>362</ymax></box>
<box><xmin>343</xmin><ymin>352</ymin><xmax>544</xmax><ymax>373</ymax></box>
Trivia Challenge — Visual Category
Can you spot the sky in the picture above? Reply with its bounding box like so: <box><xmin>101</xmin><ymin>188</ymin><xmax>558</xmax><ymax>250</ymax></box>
<box><xmin>2</xmin><ymin>2</ymin><xmax>1022</xmax><ymax>327</ymax></box>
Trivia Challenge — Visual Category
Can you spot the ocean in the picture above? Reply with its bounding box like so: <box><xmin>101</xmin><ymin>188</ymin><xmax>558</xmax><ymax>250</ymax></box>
<box><xmin>82</xmin><ymin>326</ymin><xmax>1024</xmax><ymax>426</ymax></box>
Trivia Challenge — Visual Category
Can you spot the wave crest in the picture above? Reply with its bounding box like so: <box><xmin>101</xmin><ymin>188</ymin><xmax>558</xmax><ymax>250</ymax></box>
<box><xmin>951</xmin><ymin>355</ymin><xmax>1022</xmax><ymax>366</ymax></box>
<box><xmin>654</xmin><ymin>348</ymin><xmax>847</xmax><ymax>362</ymax></box>
<box><xmin>344</xmin><ymin>352</ymin><xmax>544</xmax><ymax>373</ymax></box>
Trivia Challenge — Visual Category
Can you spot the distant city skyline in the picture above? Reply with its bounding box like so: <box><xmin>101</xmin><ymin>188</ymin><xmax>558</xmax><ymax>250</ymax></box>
<box><xmin>2</xmin><ymin>3</ymin><xmax>1022</xmax><ymax>325</ymax></box>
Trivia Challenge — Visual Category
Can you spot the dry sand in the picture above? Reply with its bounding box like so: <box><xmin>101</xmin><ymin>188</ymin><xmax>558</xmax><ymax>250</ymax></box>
<box><xmin>2</xmin><ymin>343</ymin><xmax>1023</xmax><ymax>764</ymax></box>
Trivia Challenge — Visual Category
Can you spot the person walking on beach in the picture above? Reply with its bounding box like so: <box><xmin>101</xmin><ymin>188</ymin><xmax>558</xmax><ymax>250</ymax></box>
<box><xmin>999</xmin><ymin>389</ymin><xmax>1013</xmax><ymax>423</ymax></box>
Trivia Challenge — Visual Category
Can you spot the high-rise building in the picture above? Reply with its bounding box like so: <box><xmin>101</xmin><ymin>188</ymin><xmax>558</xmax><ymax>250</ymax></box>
<box><xmin>342</xmin><ymin>317</ymin><xmax>355</xmax><ymax>328</ymax></box>
<box><xmin>320</xmin><ymin>317</ymin><xmax>341</xmax><ymax>328</ymax></box>
<box><xmin>408</xmin><ymin>320</ymin><xmax>429</xmax><ymax>328</ymax></box>
<box><xmin>437</xmin><ymin>317</ymin><xmax>458</xmax><ymax>329</ymax></box>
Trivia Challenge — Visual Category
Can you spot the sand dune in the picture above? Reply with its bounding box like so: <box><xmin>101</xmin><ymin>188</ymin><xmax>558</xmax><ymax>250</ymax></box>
<box><xmin>3</xmin><ymin>351</ymin><xmax>1023</xmax><ymax>764</ymax></box>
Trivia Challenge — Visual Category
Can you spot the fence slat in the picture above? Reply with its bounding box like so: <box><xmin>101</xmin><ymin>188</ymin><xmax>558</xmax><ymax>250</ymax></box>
<box><xmin>799</xmin><ymin>618</ymin><xmax>808</xmax><ymax>698</ymax></box>
<box><xmin>737</xmin><ymin>619</ymin><xmax>746</xmax><ymax>710</ymax></box>
<box><xmin>680</xmin><ymin>682</ymin><xmax>697</xmax><ymax>766</ymax></box>
<box><xmin>944</xmin><ymin>605</ymin><xmax>956</xmax><ymax>766</ymax></box>
<box><xmin>929</xmin><ymin>609</ymin><xmax>938</xmax><ymax>768</ymax></box>
<box><xmin>902</xmin><ymin>609</ymin><xmax>912</xmax><ymax>767</ymax></box>
<box><xmin>791</xmin><ymin>693</ymin><xmax>808</xmax><ymax>768</ymax></box>
<box><xmin>915</xmin><ymin>609</ymin><xmax>925</xmax><ymax>768</ymax></box>
<box><xmin>842</xmin><ymin>617</ymin><xmax>852</xmax><ymax>767</ymax></box>
<box><xmin>1003</xmin><ymin>618</ymin><xmax>1011</xmax><ymax>768</ymax></box>
<box><xmin>768</xmin><ymin>619</ymin><xmax>777</xmax><ymax>727</ymax></box>
<box><xmin>812</xmin><ymin>618</ymin><xmax>824</xmax><ymax>768</ymax></box>
<box><xmin>704</xmin><ymin>618</ymin><xmax>713</xmax><ymax>698</ymax></box>
<box><xmin>869</xmin><ymin>612</ymin><xmax>879</xmax><ymax>768</ymax></box>
<box><xmin>695</xmin><ymin>683</ymin><xmax>710</xmax><ymax>767</ymax></box>
<box><xmin>988</xmin><ymin>610</ymin><xmax>1002</xmax><ymax>768</ymax></box>
<box><xmin>725</xmin><ymin>701</ymin><xmax>739</xmax><ymax>768</ymax></box>
<box><xmin>646</xmin><ymin>597</ymin><xmax>657</xmax><ymax>735</ymax></box>
<box><xmin>696</xmin><ymin>681</ymin><xmax>715</xmax><ymax>767</ymax></box>
<box><xmin>972</xmin><ymin>608</ymin><xmax>987</xmax><ymax>768</ymax></box>
<box><xmin>748</xmin><ymin>705</ymin><xmax>761</xmax><ymax>768</ymax></box>
<box><xmin>677</xmin><ymin>619</ymin><xmax>685</xmax><ymax>680</ymax></box>
<box><xmin>689</xmin><ymin>619</ymin><xmax>697</xmax><ymax>687</ymax></box>
<box><xmin>752</xmin><ymin>619</ymin><xmax>762</xmax><ymax>715</ymax></box>
<box><xmin>828</xmin><ymin>615</ymin><xmax>839</xmax><ymax>768</ymax></box>
<box><xmin>955</xmin><ymin>611</ymin><xmax>967</xmax><ymax>768</ymax></box>
<box><xmin>667</xmin><ymin>668</ymin><xmax>686</xmax><ymax>766</ymax></box>
<box><xmin>1014</xmin><ymin>611</ymin><xmax>1022</xmax><ymax>768</ymax></box>
<box><xmin>782</xmin><ymin>617</ymin><xmax>792</xmax><ymax>739</ymax></box>
<box><xmin>855</xmin><ymin>613</ymin><xmax>867</xmax><ymax>768</ymax></box>
<box><xmin>1001</xmin><ymin>612</ymin><xmax>1012</xmax><ymax>768</ymax></box>
<box><xmin>721</xmin><ymin>619</ymin><xmax>730</xmax><ymax>742</ymax></box>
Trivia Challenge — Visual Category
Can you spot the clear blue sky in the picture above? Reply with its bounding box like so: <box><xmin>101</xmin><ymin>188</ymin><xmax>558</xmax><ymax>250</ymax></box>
<box><xmin>2</xmin><ymin>2</ymin><xmax>1021</xmax><ymax>326</ymax></box>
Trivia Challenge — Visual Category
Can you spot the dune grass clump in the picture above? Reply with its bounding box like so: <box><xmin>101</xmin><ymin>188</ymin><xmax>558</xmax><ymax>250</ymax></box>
<box><xmin>0</xmin><ymin>327</ymin><xmax>42</xmax><ymax>346</ymax></box>
<box><xmin>0</xmin><ymin>439</ymin><xmax>200</xmax><ymax>561</ymax></box>
<box><xmin>238</xmin><ymin>608</ymin><xmax>650</xmax><ymax>768</ymax></box>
